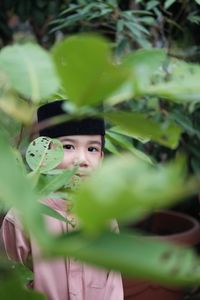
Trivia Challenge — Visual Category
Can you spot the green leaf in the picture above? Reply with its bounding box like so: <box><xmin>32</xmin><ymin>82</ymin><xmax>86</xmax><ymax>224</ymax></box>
<box><xmin>0</xmin><ymin>276</ymin><xmax>45</xmax><ymax>299</ymax></box>
<box><xmin>170</xmin><ymin>110</ymin><xmax>200</xmax><ymax>138</ymax></box>
<box><xmin>140</xmin><ymin>16</ymin><xmax>155</xmax><ymax>25</ymax></box>
<box><xmin>0</xmin><ymin>130</ymin><xmax>50</xmax><ymax>245</ymax></box>
<box><xmin>123</xmin><ymin>48</ymin><xmax>166</xmax><ymax>95</ymax></box>
<box><xmin>11</xmin><ymin>262</ymin><xmax>33</xmax><ymax>286</ymax></box>
<box><xmin>52</xmin><ymin>35</ymin><xmax>128</xmax><ymax>106</ymax></box>
<box><xmin>104</xmin><ymin>111</ymin><xmax>182</xmax><ymax>149</ymax></box>
<box><xmin>58</xmin><ymin>4</ymin><xmax>81</xmax><ymax>17</ymax></box>
<box><xmin>50</xmin><ymin>230</ymin><xmax>200</xmax><ymax>285</ymax></box>
<box><xmin>106</xmin><ymin>130</ymin><xmax>153</xmax><ymax>164</ymax></box>
<box><xmin>147</xmin><ymin>59</ymin><xmax>200</xmax><ymax>103</ymax></box>
<box><xmin>0</xmin><ymin>44</ymin><xmax>59</xmax><ymax>102</ymax></box>
<box><xmin>0</xmin><ymin>94</ymin><xmax>35</xmax><ymax>124</ymax></box>
<box><xmin>39</xmin><ymin>203</ymin><xmax>67</xmax><ymax>223</ymax></box>
<box><xmin>26</xmin><ymin>137</ymin><xmax>64</xmax><ymax>174</ymax></box>
<box><xmin>105</xmin><ymin>136</ymin><xmax>121</xmax><ymax>155</ymax></box>
<box><xmin>106</xmin><ymin>81</ymin><xmax>134</xmax><ymax>105</ymax></box>
<box><xmin>146</xmin><ymin>0</ymin><xmax>159</xmax><ymax>10</ymax></box>
<box><xmin>107</xmin><ymin>0</ymin><xmax>118</xmax><ymax>7</ymax></box>
<box><xmin>195</xmin><ymin>0</ymin><xmax>200</xmax><ymax>5</ymax></box>
<box><xmin>188</xmin><ymin>15</ymin><xmax>200</xmax><ymax>25</ymax></box>
<box><xmin>75</xmin><ymin>155</ymin><xmax>197</xmax><ymax>233</ymax></box>
<box><xmin>111</xmin><ymin>126</ymin><xmax>150</xmax><ymax>143</ymax></box>
<box><xmin>38</xmin><ymin>168</ymin><xmax>77</xmax><ymax>197</ymax></box>
<box><xmin>164</xmin><ymin>0</ymin><xmax>176</xmax><ymax>9</ymax></box>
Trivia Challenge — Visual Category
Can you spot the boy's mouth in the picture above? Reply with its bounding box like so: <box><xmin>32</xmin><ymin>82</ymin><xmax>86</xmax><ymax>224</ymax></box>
<box><xmin>76</xmin><ymin>171</ymin><xmax>90</xmax><ymax>177</ymax></box>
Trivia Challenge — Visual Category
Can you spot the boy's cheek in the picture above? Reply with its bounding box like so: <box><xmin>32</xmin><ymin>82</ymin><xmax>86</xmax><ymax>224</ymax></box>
<box><xmin>92</xmin><ymin>155</ymin><xmax>103</xmax><ymax>170</ymax></box>
<box><xmin>57</xmin><ymin>159</ymin><xmax>72</xmax><ymax>169</ymax></box>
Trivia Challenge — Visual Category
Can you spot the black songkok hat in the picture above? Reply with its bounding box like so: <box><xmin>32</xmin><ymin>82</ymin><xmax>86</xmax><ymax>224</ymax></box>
<box><xmin>37</xmin><ymin>100</ymin><xmax>105</xmax><ymax>138</ymax></box>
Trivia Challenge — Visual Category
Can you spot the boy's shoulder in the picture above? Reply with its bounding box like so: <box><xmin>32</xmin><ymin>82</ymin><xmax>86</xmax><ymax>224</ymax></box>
<box><xmin>4</xmin><ymin>208</ymin><xmax>24</xmax><ymax>230</ymax></box>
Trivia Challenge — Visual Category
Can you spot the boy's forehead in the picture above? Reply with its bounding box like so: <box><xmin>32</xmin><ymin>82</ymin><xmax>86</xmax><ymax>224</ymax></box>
<box><xmin>59</xmin><ymin>135</ymin><xmax>102</xmax><ymax>144</ymax></box>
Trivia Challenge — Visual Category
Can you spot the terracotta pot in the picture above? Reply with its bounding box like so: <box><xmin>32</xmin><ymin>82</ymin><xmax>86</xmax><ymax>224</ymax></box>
<box><xmin>123</xmin><ymin>210</ymin><xmax>200</xmax><ymax>300</ymax></box>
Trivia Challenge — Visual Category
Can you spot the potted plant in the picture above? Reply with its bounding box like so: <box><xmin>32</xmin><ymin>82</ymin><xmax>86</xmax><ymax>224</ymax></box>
<box><xmin>123</xmin><ymin>209</ymin><xmax>200</xmax><ymax>300</ymax></box>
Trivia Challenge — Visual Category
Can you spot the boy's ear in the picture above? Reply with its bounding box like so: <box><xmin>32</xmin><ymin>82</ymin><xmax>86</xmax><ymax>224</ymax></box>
<box><xmin>101</xmin><ymin>151</ymin><xmax>104</xmax><ymax>159</ymax></box>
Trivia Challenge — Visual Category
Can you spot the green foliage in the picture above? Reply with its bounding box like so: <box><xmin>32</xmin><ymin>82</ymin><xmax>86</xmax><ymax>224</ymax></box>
<box><xmin>164</xmin><ymin>0</ymin><xmax>176</xmax><ymax>10</ymax></box>
<box><xmin>106</xmin><ymin>130</ymin><xmax>153</xmax><ymax>164</ymax></box>
<box><xmin>104</xmin><ymin>111</ymin><xmax>182</xmax><ymax>149</ymax></box>
<box><xmin>52</xmin><ymin>35</ymin><xmax>128</xmax><ymax>106</ymax></box>
<box><xmin>37</xmin><ymin>168</ymin><xmax>77</xmax><ymax>198</ymax></box>
<box><xmin>48</xmin><ymin>230</ymin><xmax>200</xmax><ymax>286</ymax></box>
<box><xmin>147</xmin><ymin>59</ymin><xmax>200</xmax><ymax>103</ymax></box>
<box><xmin>0</xmin><ymin>256</ymin><xmax>42</xmax><ymax>300</ymax></box>
<box><xmin>0</xmin><ymin>276</ymin><xmax>44</xmax><ymax>300</ymax></box>
<box><xmin>0</xmin><ymin>130</ymin><xmax>47</xmax><ymax>241</ymax></box>
<box><xmin>122</xmin><ymin>48</ymin><xmax>166</xmax><ymax>95</ymax></box>
<box><xmin>50</xmin><ymin>1</ymin><xmax>155</xmax><ymax>51</ymax></box>
<box><xmin>0</xmin><ymin>44</ymin><xmax>60</xmax><ymax>103</ymax></box>
<box><xmin>26</xmin><ymin>137</ymin><xmax>64</xmax><ymax>174</ymax></box>
<box><xmin>75</xmin><ymin>155</ymin><xmax>197</xmax><ymax>233</ymax></box>
<box><xmin>1</xmin><ymin>33</ymin><xmax>200</xmax><ymax>296</ymax></box>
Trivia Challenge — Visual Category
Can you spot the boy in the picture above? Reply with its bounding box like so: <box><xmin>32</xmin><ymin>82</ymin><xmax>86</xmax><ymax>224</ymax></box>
<box><xmin>1</xmin><ymin>100</ymin><xmax>124</xmax><ymax>300</ymax></box>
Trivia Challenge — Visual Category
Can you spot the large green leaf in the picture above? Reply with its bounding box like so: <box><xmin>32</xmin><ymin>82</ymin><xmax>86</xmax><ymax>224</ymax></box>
<box><xmin>0</xmin><ymin>44</ymin><xmax>59</xmax><ymax>102</ymax></box>
<box><xmin>122</xmin><ymin>50</ymin><xmax>200</xmax><ymax>105</ymax></box>
<box><xmin>48</xmin><ymin>230</ymin><xmax>200</xmax><ymax>286</ymax></box>
<box><xmin>105</xmin><ymin>81</ymin><xmax>133</xmax><ymax>105</ymax></box>
<box><xmin>0</xmin><ymin>130</ymin><xmax>49</xmax><ymax>244</ymax></box>
<box><xmin>52</xmin><ymin>35</ymin><xmax>129</xmax><ymax>106</ymax></box>
<box><xmin>147</xmin><ymin>59</ymin><xmax>200</xmax><ymax>103</ymax></box>
<box><xmin>0</xmin><ymin>94</ymin><xmax>34</xmax><ymax>124</ymax></box>
<box><xmin>0</xmin><ymin>276</ymin><xmax>45</xmax><ymax>299</ymax></box>
<box><xmin>123</xmin><ymin>48</ymin><xmax>166</xmax><ymax>95</ymax></box>
<box><xmin>75</xmin><ymin>155</ymin><xmax>197</xmax><ymax>234</ymax></box>
<box><xmin>104</xmin><ymin>111</ymin><xmax>182</xmax><ymax>149</ymax></box>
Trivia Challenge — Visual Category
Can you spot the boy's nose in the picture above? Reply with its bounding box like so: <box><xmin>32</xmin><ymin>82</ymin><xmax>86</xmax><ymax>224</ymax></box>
<box><xmin>74</xmin><ymin>151</ymin><xmax>88</xmax><ymax>168</ymax></box>
<box><xmin>78</xmin><ymin>160</ymin><xmax>88</xmax><ymax>168</ymax></box>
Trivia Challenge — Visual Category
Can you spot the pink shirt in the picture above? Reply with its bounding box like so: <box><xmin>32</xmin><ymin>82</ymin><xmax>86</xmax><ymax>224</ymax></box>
<box><xmin>2</xmin><ymin>199</ymin><xmax>124</xmax><ymax>300</ymax></box>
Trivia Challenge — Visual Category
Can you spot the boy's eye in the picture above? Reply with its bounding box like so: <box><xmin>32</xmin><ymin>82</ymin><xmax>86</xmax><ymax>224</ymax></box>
<box><xmin>88</xmin><ymin>146</ymin><xmax>99</xmax><ymax>152</ymax></box>
<box><xmin>63</xmin><ymin>144</ymin><xmax>75</xmax><ymax>150</ymax></box>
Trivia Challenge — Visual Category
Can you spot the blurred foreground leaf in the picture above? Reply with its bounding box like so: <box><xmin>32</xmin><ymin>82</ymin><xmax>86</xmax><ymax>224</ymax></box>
<box><xmin>0</xmin><ymin>44</ymin><xmax>59</xmax><ymax>102</ymax></box>
<box><xmin>52</xmin><ymin>35</ymin><xmax>128</xmax><ymax>106</ymax></box>
<box><xmin>49</xmin><ymin>230</ymin><xmax>200</xmax><ymax>286</ymax></box>
<box><xmin>75</xmin><ymin>155</ymin><xmax>198</xmax><ymax>233</ymax></box>
<box><xmin>147</xmin><ymin>59</ymin><xmax>200</xmax><ymax>103</ymax></box>
<box><xmin>37</xmin><ymin>168</ymin><xmax>76</xmax><ymax>197</ymax></box>
<box><xmin>105</xmin><ymin>111</ymin><xmax>182</xmax><ymax>149</ymax></box>
<box><xmin>123</xmin><ymin>48</ymin><xmax>166</xmax><ymax>95</ymax></box>
<box><xmin>0</xmin><ymin>276</ymin><xmax>44</xmax><ymax>300</ymax></box>
<box><xmin>0</xmin><ymin>94</ymin><xmax>34</xmax><ymax>124</ymax></box>
<box><xmin>0</xmin><ymin>130</ymin><xmax>50</xmax><ymax>244</ymax></box>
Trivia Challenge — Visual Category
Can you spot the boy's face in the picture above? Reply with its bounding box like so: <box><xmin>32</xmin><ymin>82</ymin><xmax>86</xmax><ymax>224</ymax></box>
<box><xmin>57</xmin><ymin>135</ymin><xmax>104</xmax><ymax>177</ymax></box>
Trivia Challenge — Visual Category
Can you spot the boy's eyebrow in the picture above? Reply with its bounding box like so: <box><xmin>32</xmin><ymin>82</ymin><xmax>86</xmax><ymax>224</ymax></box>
<box><xmin>59</xmin><ymin>137</ymin><xmax>77</xmax><ymax>143</ymax></box>
<box><xmin>88</xmin><ymin>141</ymin><xmax>102</xmax><ymax>146</ymax></box>
<box><xmin>59</xmin><ymin>137</ymin><xmax>102</xmax><ymax>146</ymax></box>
